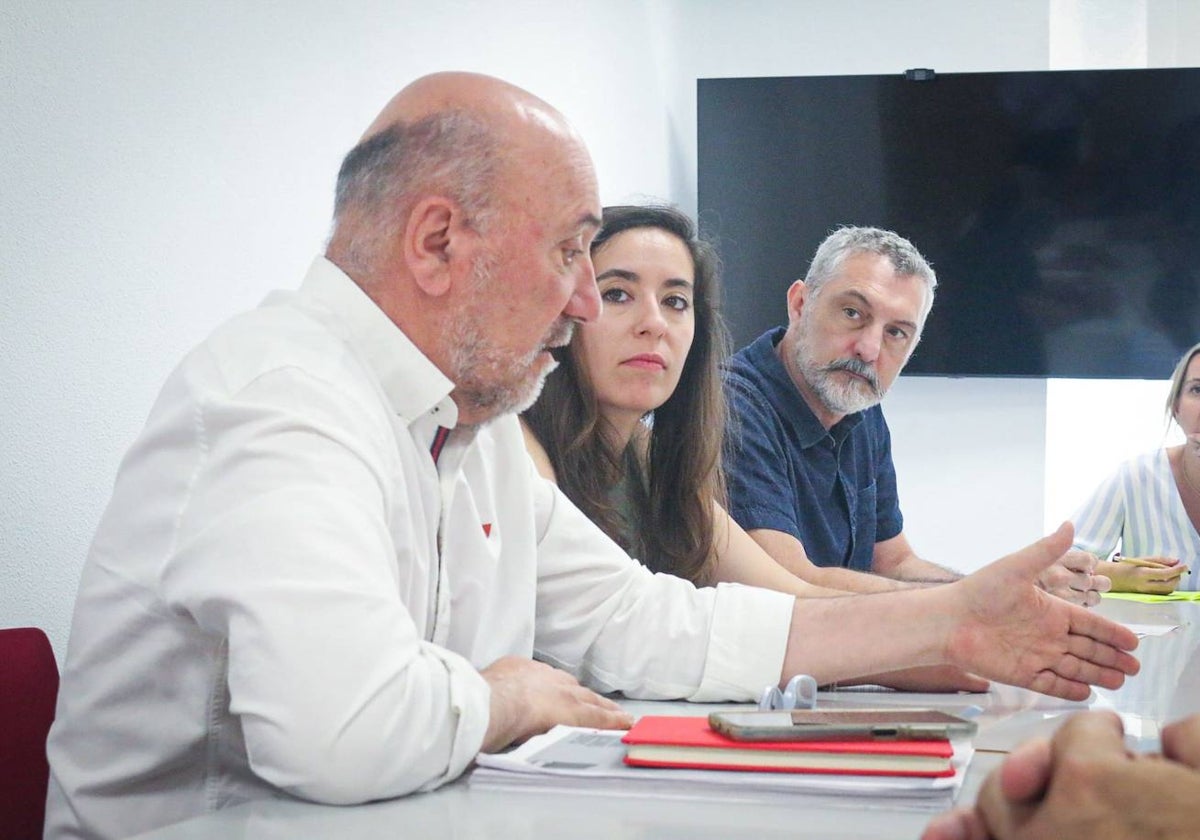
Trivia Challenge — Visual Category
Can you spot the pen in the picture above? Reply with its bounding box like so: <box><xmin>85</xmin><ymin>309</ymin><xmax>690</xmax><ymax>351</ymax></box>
<box><xmin>1114</xmin><ymin>555</ymin><xmax>1190</xmax><ymax>574</ymax></box>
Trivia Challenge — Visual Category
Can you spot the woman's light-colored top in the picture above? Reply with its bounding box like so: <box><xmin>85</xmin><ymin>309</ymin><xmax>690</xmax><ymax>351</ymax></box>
<box><xmin>1070</xmin><ymin>448</ymin><xmax>1200</xmax><ymax>591</ymax></box>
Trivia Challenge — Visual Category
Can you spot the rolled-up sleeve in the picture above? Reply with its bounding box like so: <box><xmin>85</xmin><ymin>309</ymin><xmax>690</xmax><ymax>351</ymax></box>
<box><xmin>530</xmin><ymin>476</ymin><xmax>794</xmax><ymax>702</ymax></box>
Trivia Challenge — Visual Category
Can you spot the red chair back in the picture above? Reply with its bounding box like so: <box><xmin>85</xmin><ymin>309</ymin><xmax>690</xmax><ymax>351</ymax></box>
<box><xmin>0</xmin><ymin>627</ymin><xmax>60</xmax><ymax>840</ymax></box>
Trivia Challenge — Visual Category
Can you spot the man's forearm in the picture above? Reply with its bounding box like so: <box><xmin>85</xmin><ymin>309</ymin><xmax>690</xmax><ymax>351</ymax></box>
<box><xmin>876</xmin><ymin>553</ymin><xmax>961</xmax><ymax>584</ymax></box>
<box><xmin>803</xmin><ymin>563</ymin><xmax>914</xmax><ymax>593</ymax></box>
<box><xmin>780</xmin><ymin>587</ymin><xmax>952</xmax><ymax>684</ymax></box>
<box><xmin>782</xmin><ymin>526</ymin><xmax>1140</xmax><ymax>703</ymax></box>
<box><xmin>747</xmin><ymin>528</ymin><xmax>914</xmax><ymax>594</ymax></box>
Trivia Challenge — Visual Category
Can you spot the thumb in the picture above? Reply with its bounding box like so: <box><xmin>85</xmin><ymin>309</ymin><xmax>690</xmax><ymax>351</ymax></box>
<box><xmin>1162</xmin><ymin>715</ymin><xmax>1200</xmax><ymax>769</ymax></box>
<box><xmin>998</xmin><ymin>737</ymin><xmax>1054</xmax><ymax>803</ymax></box>
<box><xmin>996</xmin><ymin>521</ymin><xmax>1074</xmax><ymax>581</ymax></box>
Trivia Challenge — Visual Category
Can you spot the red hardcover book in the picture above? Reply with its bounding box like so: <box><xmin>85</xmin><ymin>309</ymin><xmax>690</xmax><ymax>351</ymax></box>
<box><xmin>621</xmin><ymin>716</ymin><xmax>955</xmax><ymax>777</ymax></box>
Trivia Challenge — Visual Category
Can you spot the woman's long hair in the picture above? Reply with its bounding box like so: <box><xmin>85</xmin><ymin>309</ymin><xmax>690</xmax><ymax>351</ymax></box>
<box><xmin>523</xmin><ymin>205</ymin><xmax>730</xmax><ymax>583</ymax></box>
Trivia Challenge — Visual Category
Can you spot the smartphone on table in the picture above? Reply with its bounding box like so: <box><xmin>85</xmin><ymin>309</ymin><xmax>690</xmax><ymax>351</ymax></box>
<box><xmin>708</xmin><ymin>709</ymin><xmax>977</xmax><ymax>742</ymax></box>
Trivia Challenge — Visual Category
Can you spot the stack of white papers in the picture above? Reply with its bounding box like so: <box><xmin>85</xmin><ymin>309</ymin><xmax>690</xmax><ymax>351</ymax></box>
<box><xmin>471</xmin><ymin>725</ymin><xmax>973</xmax><ymax>812</ymax></box>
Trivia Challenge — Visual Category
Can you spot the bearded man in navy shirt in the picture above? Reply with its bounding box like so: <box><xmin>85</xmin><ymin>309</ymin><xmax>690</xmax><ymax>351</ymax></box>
<box><xmin>724</xmin><ymin>226</ymin><xmax>1105</xmax><ymax>604</ymax></box>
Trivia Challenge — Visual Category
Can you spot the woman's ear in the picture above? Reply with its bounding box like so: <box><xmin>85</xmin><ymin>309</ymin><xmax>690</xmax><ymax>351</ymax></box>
<box><xmin>404</xmin><ymin>196</ymin><xmax>469</xmax><ymax>297</ymax></box>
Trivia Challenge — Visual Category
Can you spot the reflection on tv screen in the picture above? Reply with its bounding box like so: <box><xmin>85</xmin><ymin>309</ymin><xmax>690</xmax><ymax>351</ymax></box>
<box><xmin>699</xmin><ymin>67</ymin><xmax>1200</xmax><ymax>379</ymax></box>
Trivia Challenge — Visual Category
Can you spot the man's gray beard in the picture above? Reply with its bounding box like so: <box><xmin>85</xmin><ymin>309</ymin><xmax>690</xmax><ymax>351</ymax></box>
<box><xmin>446</xmin><ymin>255</ymin><xmax>574</xmax><ymax>420</ymax></box>
<box><xmin>793</xmin><ymin>331</ymin><xmax>885</xmax><ymax>417</ymax></box>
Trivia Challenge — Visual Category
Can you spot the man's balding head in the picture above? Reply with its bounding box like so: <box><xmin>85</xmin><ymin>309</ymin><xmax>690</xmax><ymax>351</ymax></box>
<box><xmin>359</xmin><ymin>71</ymin><xmax>573</xmax><ymax>144</ymax></box>
<box><xmin>325</xmin><ymin>72</ymin><xmax>603</xmax><ymax>426</ymax></box>
<box><xmin>328</xmin><ymin>72</ymin><xmax>587</xmax><ymax>279</ymax></box>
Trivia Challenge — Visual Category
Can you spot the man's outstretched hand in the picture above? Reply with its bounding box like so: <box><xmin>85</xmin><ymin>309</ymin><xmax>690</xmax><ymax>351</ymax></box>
<box><xmin>946</xmin><ymin>522</ymin><xmax>1139</xmax><ymax>701</ymax></box>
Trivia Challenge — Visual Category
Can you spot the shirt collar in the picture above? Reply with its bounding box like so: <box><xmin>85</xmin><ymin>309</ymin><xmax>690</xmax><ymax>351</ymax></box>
<box><xmin>291</xmin><ymin>256</ymin><xmax>459</xmax><ymax>427</ymax></box>
<box><xmin>754</xmin><ymin>327</ymin><xmax>864</xmax><ymax>449</ymax></box>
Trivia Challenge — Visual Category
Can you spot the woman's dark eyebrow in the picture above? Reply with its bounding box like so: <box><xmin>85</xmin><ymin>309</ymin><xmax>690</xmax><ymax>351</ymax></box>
<box><xmin>596</xmin><ymin>268</ymin><xmax>639</xmax><ymax>282</ymax></box>
<box><xmin>595</xmin><ymin>271</ymin><xmax>693</xmax><ymax>289</ymax></box>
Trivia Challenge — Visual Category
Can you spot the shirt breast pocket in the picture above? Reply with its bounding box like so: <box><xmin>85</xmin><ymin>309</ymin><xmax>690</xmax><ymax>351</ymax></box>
<box><xmin>848</xmin><ymin>480</ymin><xmax>879</xmax><ymax>571</ymax></box>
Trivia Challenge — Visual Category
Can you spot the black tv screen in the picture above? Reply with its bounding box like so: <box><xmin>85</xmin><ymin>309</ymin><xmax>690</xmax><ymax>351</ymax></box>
<box><xmin>698</xmin><ymin>68</ymin><xmax>1200</xmax><ymax>378</ymax></box>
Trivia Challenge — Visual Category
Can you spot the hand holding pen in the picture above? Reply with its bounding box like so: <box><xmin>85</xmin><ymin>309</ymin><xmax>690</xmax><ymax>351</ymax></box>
<box><xmin>1109</xmin><ymin>553</ymin><xmax>1189</xmax><ymax>595</ymax></box>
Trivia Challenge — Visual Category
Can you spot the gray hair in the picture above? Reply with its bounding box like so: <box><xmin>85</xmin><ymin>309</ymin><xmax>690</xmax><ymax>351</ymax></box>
<box><xmin>804</xmin><ymin>226</ymin><xmax>938</xmax><ymax>322</ymax></box>
<box><xmin>330</xmin><ymin>110</ymin><xmax>499</xmax><ymax>274</ymax></box>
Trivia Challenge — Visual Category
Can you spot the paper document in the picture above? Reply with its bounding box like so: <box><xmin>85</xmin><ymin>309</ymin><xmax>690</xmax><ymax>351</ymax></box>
<box><xmin>471</xmin><ymin>725</ymin><xmax>972</xmax><ymax>812</ymax></box>
<box><xmin>1122</xmin><ymin>622</ymin><xmax>1181</xmax><ymax>637</ymax></box>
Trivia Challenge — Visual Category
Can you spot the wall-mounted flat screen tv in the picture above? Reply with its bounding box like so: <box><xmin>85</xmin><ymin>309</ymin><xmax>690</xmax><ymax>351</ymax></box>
<box><xmin>698</xmin><ymin>68</ymin><xmax>1200</xmax><ymax>378</ymax></box>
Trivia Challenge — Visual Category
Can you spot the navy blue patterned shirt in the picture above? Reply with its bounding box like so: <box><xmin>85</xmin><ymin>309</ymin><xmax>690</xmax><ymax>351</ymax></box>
<box><xmin>724</xmin><ymin>328</ymin><xmax>904</xmax><ymax>572</ymax></box>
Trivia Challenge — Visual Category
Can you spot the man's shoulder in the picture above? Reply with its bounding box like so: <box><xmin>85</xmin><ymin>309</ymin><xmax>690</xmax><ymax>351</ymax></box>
<box><xmin>186</xmin><ymin>257</ymin><xmax>419</xmax><ymax>398</ymax></box>
<box><xmin>725</xmin><ymin>360</ymin><xmax>784</xmax><ymax>429</ymax></box>
<box><xmin>190</xmin><ymin>297</ymin><xmax>350</xmax><ymax>391</ymax></box>
<box><xmin>844</xmin><ymin>404</ymin><xmax>892</xmax><ymax>448</ymax></box>
<box><xmin>861</xmin><ymin>403</ymin><xmax>891</xmax><ymax>429</ymax></box>
<box><xmin>157</xmin><ymin>296</ymin><xmax>403</xmax><ymax>439</ymax></box>
<box><xmin>727</xmin><ymin>328</ymin><xmax>782</xmax><ymax>373</ymax></box>
<box><xmin>726</xmin><ymin>328</ymin><xmax>787</xmax><ymax>399</ymax></box>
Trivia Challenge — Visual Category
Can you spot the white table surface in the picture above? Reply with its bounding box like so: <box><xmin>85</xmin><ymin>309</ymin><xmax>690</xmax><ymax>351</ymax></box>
<box><xmin>128</xmin><ymin>598</ymin><xmax>1200</xmax><ymax>840</ymax></box>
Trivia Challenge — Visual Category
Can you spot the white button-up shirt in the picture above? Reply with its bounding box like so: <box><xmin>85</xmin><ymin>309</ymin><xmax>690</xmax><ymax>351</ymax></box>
<box><xmin>44</xmin><ymin>257</ymin><xmax>794</xmax><ymax>839</ymax></box>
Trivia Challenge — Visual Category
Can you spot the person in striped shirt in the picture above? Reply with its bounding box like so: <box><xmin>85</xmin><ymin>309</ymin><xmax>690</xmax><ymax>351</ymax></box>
<box><xmin>1070</xmin><ymin>342</ymin><xmax>1200</xmax><ymax>593</ymax></box>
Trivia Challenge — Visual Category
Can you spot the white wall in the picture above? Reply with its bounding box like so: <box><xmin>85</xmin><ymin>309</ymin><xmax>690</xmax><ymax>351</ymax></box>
<box><xmin>1045</xmin><ymin>378</ymin><xmax>1184</xmax><ymax>532</ymax></box>
<box><xmin>4</xmin><ymin>0</ymin><xmax>1199</xmax><ymax>662</ymax></box>
<box><xmin>0</xmin><ymin>0</ymin><xmax>678</xmax><ymax>662</ymax></box>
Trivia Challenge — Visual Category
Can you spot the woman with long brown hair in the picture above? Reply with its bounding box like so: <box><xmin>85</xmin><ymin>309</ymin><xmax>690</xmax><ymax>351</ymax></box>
<box><xmin>522</xmin><ymin>204</ymin><xmax>844</xmax><ymax>595</ymax></box>
<box><xmin>522</xmin><ymin>204</ymin><xmax>990</xmax><ymax>692</ymax></box>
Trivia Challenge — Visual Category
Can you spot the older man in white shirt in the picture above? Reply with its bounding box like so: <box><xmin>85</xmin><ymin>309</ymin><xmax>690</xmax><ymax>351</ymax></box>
<box><xmin>45</xmin><ymin>72</ymin><xmax>1139</xmax><ymax>840</ymax></box>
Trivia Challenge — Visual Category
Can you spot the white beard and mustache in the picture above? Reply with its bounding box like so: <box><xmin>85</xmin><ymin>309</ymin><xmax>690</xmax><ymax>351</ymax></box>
<box><xmin>792</xmin><ymin>316</ymin><xmax>886</xmax><ymax>417</ymax></box>
<box><xmin>446</xmin><ymin>251</ymin><xmax>576</xmax><ymax>422</ymax></box>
